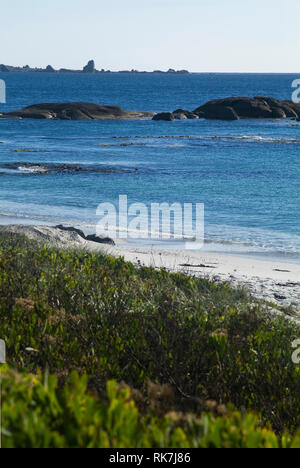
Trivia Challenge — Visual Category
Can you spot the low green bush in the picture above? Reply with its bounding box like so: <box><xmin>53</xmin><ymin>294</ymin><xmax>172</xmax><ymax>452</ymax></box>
<box><xmin>0</xmin><ymin>233</ymin><xmax>300</xmax><ymax>447</ymax></box>
<box><xmin>2</xmin><ymin>368</ymin><xmax>300</xmax><ymax>448</ymax></box>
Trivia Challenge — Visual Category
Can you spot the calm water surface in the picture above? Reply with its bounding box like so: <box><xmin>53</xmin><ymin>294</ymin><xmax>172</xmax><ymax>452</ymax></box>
<box><xmin>0</xmin><ymin>73</ymin><xmax>299</xmax><ymax>262</ymax></box>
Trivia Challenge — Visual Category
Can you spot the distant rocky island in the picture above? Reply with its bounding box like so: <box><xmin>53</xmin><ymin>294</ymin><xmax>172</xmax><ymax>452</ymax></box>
<box><xmin>0</xmin><ymin>60</ymin><xmax>189</xmax><ymax>75</ymax></box>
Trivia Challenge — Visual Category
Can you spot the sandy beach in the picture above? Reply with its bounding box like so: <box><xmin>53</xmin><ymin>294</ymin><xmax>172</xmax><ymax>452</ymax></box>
<box><xmin>1</xmin><ymin>224</ymin><xmax>299</xmax><ymax>314</ymax></box>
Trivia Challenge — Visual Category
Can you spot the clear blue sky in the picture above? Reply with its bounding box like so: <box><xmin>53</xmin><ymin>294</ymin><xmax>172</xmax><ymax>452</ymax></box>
<box><xmin>1</xmin><ymin>0</ymin><xmax>299</xmax><ymax>72</ymax></box>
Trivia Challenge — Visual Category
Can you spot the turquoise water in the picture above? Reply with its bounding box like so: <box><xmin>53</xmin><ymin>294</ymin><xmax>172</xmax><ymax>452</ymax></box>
<box><xmin>0</xmin><ymin>73</ymin><xmax>299</xmax><ymax>262</ymax></box>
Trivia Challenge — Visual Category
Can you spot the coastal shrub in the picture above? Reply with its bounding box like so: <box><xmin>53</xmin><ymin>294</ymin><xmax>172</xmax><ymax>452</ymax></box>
<box><xmin>0</xmin><ymin>232</ymin><xmax>300</xmax><ymax>444</ymax></box>
<box><xmin>2</xmin><ymin>368</ymin><xmax>300</xmax><ymax>448</ymax></box>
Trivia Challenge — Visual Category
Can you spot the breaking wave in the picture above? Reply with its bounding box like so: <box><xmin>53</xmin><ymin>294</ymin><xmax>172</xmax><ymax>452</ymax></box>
<box><xmin>0</xmin><ymin>162</ymin><xmax>139</xmax><ymax>175</ymax></box>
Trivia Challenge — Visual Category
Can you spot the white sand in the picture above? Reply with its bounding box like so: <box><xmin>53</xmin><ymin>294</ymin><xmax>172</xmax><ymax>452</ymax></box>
<box><xmin>1</xmin><ymin>225</ymin><xmax>299</xmax><ymax>313</ymax></box>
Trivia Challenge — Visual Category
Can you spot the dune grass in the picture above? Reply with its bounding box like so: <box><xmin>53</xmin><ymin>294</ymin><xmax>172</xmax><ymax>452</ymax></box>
<box><xmin>0</xmin><ymin>233</ymin><xmax>300</xmax><ymax>448</ymax></box>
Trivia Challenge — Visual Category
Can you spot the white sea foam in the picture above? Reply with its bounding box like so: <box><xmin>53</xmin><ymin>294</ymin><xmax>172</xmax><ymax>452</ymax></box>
<box><xmin>17</xmin><ymin>165</ymin><xmax>48</xmax><ymax>174</ymax></box>
<box><xmin>99</xmin><ymin>134</ymin><xmax>300</xmax><ymax>145</ymax></box>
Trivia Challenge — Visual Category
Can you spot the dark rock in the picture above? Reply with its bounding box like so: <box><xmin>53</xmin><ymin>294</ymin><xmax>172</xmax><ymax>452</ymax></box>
<box><xmin>83</xmin><ymin>60</ymin><xmax>96</xmax><ymax>73</ymax></box>
<box><xmin>254</xmin><ymin>96</ymin><xmax>280</xmax><ymax>107</ymax></box>
<box><xmin>152</xmin><ymin>112</ymin><xmax>175</xmax><ymax>121</ymax></box>
<box><xmin>0</xmin><ymin>62</ymin><xmax>190</xmax><ymax>74</ymax></box>
<box><xmin>56</xmin><ymin>225</ymin><xmax>86</xmax><ymax>238</ymax></box>
<box><xmin>192</xmin><ymin>96</ymin><xmax>300</xmax><ymax>121</ymax></box>
<box><xmin>2</xmin><ymin>102</ymin><xmax>155</xmax><ymax>121</ymax></box>
<box><xmin>194</xmin><ymin>111</ymin><xmax>205</xmax><ymax>119</ymax></box>
<box><xmin>153</xmin><ymin>109</ymin><xmax>199</xmax><ymax>121</ymax></box>
<box><xmin>254</xmin><ymin>98</ymin><xmax>300</xmax><ymax>119</ymax></box>
<box><xmin>195</xmin><ymin>104</ymin><xmax>239</xmax><ymax>121</ymax></box>
<box><xmin>155</xmin><ymin>96</ymin><xmax>300</xmax><ymax>122</ymax></box>
<box><xmin>59</xmin><ymin>68</ymin><xmax>81</xmax><ymax>73</ymax></box>
<box><xmin>184</xmin><ymin>112</ymin><xmax>199</xmax><ymax>119</ymax></box>
<box><xmin>19</xmin><ymin>112</ymin><xmax>52</xmax><ymax>120</ymax></box>
<box><xmin>274</xmin><ymin>293</ymin><xmax>287</xmax><ymax>300</ymax></box>
<box><xmin>55</xmin><ymin>225</ymin><xmax>115</xmax><ymax>246</ymax></box>
<box><xmin>0</xmin><ymin>64</ymin><xmax>9</xmax><ymax>72</ymax></box>
<box><xmin>271</xmin><ymin>108</ymin><xmax>287</xmax><ymax>118</ymax></box>
<box><xmin>173</xmin><ymin>109</ymin><xmax>199</xmax><ymax>119</ymax></box>
<box><xmin>173</xmin><ymin>112</ymin><xmax>188</xmax><ymax>120</ymax></box>
<box><xmin>281</xmin><ymin>101</ymin><xmax>300</xmax><ymax>119</ymax></box>
<box><xmin>195</xmin><ymin>97</ymin><xmax>272</xmax><ymax>119</ymax></box>
<box><xmin>254</xmin><ymin>97</ymin><xmax>290</xmax><ymax>118</ymax></box>
<box><xmin>230</xmin><ymin>98</ymin><xmax>273</xmax><ymax>118</ymax></box>
<box><xmin>173</xmin><ymin>109</ymin><xmax>188</xmax><ymax>114</ymax></box>
<box><xmin>45</xmin><ymin>65</ymin><xmax>55</xmax><ymax>73</ymax></box>
<box><xmin>85</xmin><ymin>234</ymin><xmax>115</xmax><ymax>246</ymax></box>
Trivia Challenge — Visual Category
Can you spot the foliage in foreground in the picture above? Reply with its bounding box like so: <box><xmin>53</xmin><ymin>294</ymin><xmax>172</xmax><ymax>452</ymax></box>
<box><xmin>2</xmin><ymin>368</ymin><xmax>300</xmax><ymax>449</ymax></box>
<box><xmin>0</xmin><ymin>233</ymin><xmax>300</xmax><ymax>447</ymax></box>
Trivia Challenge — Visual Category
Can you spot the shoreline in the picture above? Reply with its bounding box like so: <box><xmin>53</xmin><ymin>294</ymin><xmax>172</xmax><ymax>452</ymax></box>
<box><xmin>0</xmin><ymin>214</ymin><xmax>298</xmax><ymax>266</ymax></box>
<box><xmin>0</xmin><ymin>224</ymin><xmax>299</xmax><ymax>313</ymax></box>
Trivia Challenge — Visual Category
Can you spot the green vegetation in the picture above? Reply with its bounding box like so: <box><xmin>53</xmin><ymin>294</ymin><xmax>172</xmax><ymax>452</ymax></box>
<box><xmin>0</xmin><ymin>233</ymin><xmax>300</xmax><ymax>448</ymax></box>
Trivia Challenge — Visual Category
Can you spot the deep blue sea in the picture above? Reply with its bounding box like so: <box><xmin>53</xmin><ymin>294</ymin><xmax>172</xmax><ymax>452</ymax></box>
<box><xmin>0</xmin><ymin>73</ymin><xmax>299</xmax><ymax>262</ymax></box>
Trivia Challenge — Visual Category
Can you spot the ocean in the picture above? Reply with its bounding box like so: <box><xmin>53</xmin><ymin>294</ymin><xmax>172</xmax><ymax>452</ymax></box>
<box><xmin>0</xmin><ymin>72</ymin><xmax>299</xmax><ymax>263</ymax></box>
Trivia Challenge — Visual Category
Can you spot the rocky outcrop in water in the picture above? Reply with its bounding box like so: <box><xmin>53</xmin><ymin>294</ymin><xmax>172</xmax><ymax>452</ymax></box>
<box><xmin>153</xmin><ymin>110</ymin><xmax>199</xmax><ymax>121</ymax></box>
<box><xmin>196</xmin><ymin>104</ymin><xmax>239</xmax><ymax>121</ymax></box>
<box><xmin>193</xmin><ymin>97</ymin><xmax>300</xmax><ymax>120</ymax></box>
<box><xmin>1</xmin><ymin>103</ymin><xmax>155</xmax><ymax>121</ymax></box>
<box><xmin>152</xmin><ymin>97</ymin><xmax>300</xmax><ymax>121</ymax></box>
<box><xmin>152</xmin><ymin>112</ymin><xmax>175</xmax><ymax>121</ymax></box>
<box><xmin>3</xmin><ymin>97</ymin><xmax>300</xmax><ymax>123</ymax></box>
<box><xmin>173</xmin><ymin>109</ymin><xmax>199</xmax><ymax>120</ymax></box>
